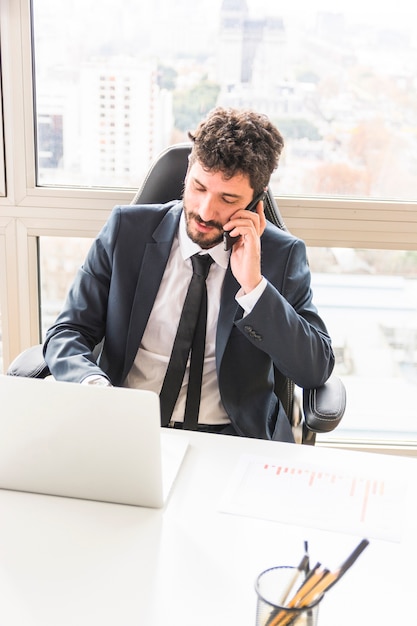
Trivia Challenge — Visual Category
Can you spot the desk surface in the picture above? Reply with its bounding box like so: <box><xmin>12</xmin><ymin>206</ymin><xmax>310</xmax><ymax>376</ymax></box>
<box><xmin>0</xmin><ymin>430</ymin><xmax>416</xmax><ymax>625</ymax></box>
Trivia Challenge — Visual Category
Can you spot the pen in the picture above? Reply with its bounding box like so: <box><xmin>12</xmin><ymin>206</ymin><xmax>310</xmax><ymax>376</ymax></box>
<box><xmin>303</xmin><ymin>540</ymin><xmax>310</xmax><ymax>574</ymax></box>
<box><xmin>278</xmin><ymin>554</ymin><xmax>310</xmax><ymax>606</ymax></box>
<box><xmin>319</xmin><ymin>538</ymin><xmax>369</xmax><ymax>593</ymax></box>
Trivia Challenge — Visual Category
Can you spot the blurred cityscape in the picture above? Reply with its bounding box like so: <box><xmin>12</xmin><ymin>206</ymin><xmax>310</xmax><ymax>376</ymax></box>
<box><xmin>32</xmin><ymin>0</ymin><xmax>417</xmax><ymax>199</ymax></box>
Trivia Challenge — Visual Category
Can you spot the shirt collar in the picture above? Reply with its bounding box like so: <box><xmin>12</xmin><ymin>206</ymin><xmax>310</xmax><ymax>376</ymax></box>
<box><xmin>178</xmin><ymin>211</ymin><xmax>230</xmax><ymax>269</ymax></box>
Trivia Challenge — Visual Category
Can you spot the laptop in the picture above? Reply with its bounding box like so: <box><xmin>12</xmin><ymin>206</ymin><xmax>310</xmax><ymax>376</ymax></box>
<box><xmin>0</xmin><ymin>375</ymin><xmax>188</xmax><ymax>507</ymax></box>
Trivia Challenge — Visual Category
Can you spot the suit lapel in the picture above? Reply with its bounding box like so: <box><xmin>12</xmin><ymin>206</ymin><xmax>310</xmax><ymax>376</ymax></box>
<box><xmin>122</xmin><ymin>208</ymin><xmax>181</xmax><ymax>378</ymax></box>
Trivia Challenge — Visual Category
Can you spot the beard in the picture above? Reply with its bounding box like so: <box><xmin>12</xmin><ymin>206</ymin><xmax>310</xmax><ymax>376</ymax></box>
<box><xmin>184</xmin><ymin>206</ymin><xmax>224</xmax><ymax>250</ymax></box>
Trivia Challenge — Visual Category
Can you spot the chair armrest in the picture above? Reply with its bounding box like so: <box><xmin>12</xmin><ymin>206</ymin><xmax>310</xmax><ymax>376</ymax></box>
<box><xmin>6</xmin><ymin>344</ymin><xmax>50</xmax><ymax>379</ymax></box>
<box><xmin>302</xmin><ymin>375</ymin><xmax>346</xmax><ymax>434</ymax></box>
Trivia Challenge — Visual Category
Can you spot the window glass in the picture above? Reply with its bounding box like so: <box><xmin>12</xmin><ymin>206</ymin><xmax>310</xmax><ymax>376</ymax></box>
<box><xmin>39</xmin><ymin>238</ymin><xmax>417</xmax><ymax>444</ymax></box>
<box><xmin>0</xmin><ymin>234</ymin><xmax>3</xmax><ymax>373</ymax></box>
<box><xmin>39</xmin><ymin>237</ymin><xmax>94</xmax><ymax>339</ymax></box>
<box><xmin>309</xmin><ymin>248</ymin><xmax>417</xmax><ymax>443</ymax></box>
<box><xmin>32</xmin><ymin>0</ymin><xmax>417</xmax><ymax>200</ymax></box>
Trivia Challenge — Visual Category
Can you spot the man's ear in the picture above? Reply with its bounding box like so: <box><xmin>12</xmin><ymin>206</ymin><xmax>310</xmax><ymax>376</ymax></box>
<box><xmin>182</xmin><ymin>166</ymin><xmax>190</xmax><ymax>199</ymax></box>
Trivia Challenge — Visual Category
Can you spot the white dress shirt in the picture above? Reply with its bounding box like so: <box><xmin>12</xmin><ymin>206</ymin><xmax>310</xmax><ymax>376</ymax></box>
<box><xmin>124</xmin><ymin>213</ymin><xmax>229</xmax><ymax>424</ymax></box>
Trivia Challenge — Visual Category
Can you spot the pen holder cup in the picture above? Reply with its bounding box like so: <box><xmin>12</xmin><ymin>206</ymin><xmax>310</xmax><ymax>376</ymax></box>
<box><xmin>255</xmin><ymin>566</ymin><xmax>322</xmax><ymax>626</ymax></box>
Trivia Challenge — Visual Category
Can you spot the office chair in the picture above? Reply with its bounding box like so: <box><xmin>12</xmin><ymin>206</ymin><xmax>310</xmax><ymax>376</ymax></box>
<box><xmin>6</xmin><ymin>142</ymin><xmax>346</xmax><ymax>444</ymax></box>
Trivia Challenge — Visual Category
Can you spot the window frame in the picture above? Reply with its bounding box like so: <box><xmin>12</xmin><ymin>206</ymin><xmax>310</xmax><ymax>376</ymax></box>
<box><xmin>1</xmin><ymin>0</ymin><xmax>417</xmax><ymax>453</ymax></box>
<box><xmin>0</xmin><ymin>67</ymin><xmax>5</xmax><ymax>197</ymax></box>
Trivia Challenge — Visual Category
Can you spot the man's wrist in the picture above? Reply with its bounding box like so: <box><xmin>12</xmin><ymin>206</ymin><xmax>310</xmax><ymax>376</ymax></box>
<box><xmin>236</xmin><ymin>276</ymin><xmax>267</xmax><ymax>314</ymax></box>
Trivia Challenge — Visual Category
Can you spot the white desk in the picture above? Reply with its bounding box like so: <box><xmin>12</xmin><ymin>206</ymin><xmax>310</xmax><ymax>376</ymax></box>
<box><xmin>0</xmin><ymin>431</ymin><xmax>416</xmax><ymax>625</ymax></box>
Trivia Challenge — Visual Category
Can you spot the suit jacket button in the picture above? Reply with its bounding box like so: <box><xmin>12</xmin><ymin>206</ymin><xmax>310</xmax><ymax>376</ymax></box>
<box><xmin>244</xmin><ymin>325</ymin><xmax>262</xmax><ymax>341</ymax></box>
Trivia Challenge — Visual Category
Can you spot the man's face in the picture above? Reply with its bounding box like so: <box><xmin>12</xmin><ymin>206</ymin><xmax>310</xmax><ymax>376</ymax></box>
<box><xmin>182</xmin><ymin>160</ymin><xmax>254</xmax><ymax>249</ymax></box>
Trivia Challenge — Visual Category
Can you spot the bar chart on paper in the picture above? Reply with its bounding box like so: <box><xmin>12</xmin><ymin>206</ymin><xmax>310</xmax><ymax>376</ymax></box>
<box><xmin>219</xmin><ymin>453</ymin><xmax>407</xmax><ymax>541</ymax></box>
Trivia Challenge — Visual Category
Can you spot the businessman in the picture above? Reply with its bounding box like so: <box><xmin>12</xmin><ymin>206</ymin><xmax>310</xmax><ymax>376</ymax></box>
<box><xmin>43</xmin><ymin>106</ymin><xmax>334</xmax><ymax>441</ymax></box>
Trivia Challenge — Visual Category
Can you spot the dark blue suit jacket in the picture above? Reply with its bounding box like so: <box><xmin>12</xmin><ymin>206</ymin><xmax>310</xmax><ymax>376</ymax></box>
<box><xmin>43</xmin><ymin>202</ymin><xmax>334</xmax><ymax>441</ymax></box>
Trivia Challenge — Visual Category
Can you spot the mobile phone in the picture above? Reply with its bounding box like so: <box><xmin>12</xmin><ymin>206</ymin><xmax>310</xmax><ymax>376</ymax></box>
<box><xmin>223</xmin><ymin>191</ymin><xmax>266</xmax><ymax>251</ymax></box>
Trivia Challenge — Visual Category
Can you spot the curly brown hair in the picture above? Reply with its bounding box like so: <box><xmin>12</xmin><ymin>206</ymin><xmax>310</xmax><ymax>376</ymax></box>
<box><xmin>188</xmin><ymin>107</ymin><xmax>284</xmax><ymax>197</ymax></box>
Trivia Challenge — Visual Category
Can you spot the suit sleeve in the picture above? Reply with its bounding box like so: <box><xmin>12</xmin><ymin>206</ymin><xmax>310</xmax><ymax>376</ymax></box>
<box><xmin>235</xmin><ymin>237</ymin><xmax>334</xmax><ymax>389</ymax></box>
<box><xmin>43</xmin><ymin>208</ymin><xmax>121</xmax><ymax>383</ymax></box>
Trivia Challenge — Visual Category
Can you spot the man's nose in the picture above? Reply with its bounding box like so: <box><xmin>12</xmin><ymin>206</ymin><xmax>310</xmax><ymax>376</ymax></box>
<box><xmin>198</xmin><ymin>195</ymin><xmax>217</xmax><ymax>222</ymax></box>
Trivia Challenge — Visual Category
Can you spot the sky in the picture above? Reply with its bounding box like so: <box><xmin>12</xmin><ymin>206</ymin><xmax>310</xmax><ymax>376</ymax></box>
<box><xmin>245</xmin><ymin>0</ymin><xmax>416</xmax><ymax>28</ymax></box>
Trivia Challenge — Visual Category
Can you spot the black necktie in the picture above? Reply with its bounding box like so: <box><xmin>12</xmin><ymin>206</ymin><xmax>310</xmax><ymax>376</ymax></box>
<box><xmin>160</xmin><ymin>253</ymin><xmax>214</xmax><ymax>429</ymax></box>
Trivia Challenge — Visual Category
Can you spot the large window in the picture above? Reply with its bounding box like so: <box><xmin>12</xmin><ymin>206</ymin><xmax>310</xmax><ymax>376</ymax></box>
<box><xmin>31</xmin><ymin>0</ymin><xmax>417</xmax><ymax>200</ymax></box>
<box><xmin>1</xmin><ymin>0</ymin><xmax>417</xmax><ymax>451</ymax></box>
<box><xmin>30</xmin><ymin>0</ymin><xmax>417</xmax><ymax>449</ymax></box>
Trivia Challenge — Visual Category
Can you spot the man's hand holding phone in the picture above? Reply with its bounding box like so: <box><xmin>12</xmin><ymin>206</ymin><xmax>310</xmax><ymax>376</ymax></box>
<box><xmin>223</xmin><ymin>190</ymin><xmax>266</xmax><ymax>251</ymax></box>
<box><xmin>223</xmin><ymin>190</ymin><xmax>267</xmax><ymax>294</ymax></box>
